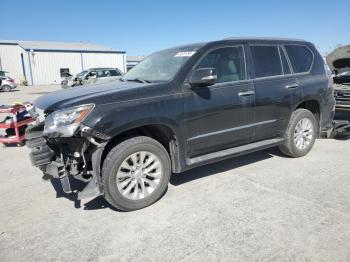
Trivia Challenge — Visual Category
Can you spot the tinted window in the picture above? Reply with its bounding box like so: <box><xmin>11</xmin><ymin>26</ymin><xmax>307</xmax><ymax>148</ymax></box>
<box><xmin>284</xmin><ymin>45</ymin><xmax>313</xmax><ymax>73</ymax></box>
<box><xmin>76</xmin><ymin>70</ymin><xmax>87</xmax><ymax>79</ymax></box>
<box><xmin>279</xmin><ymin>46</ymin><xmax>291</xmax><ymax>75</ymax></box>
<box><xmin>251</xmin><ymin>45</ymin><xmax>282</xmax><ymax>78</ymax></box>
<box><xmin>110</xmin><ymin>69</ymin><xmax>122</xmax><ymax>76</ymax></box>
<box><xmin>197</xmin><ymin>46</ymin><xmax>246</xmax><ymax>83</ymax></box>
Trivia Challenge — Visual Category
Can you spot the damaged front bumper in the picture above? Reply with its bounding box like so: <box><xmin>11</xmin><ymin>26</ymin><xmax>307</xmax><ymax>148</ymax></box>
<box><xmin>26</xmin><ymin>123</ymin><xmax>108</xmax><ymax>200</ymax></box>
<box><xmin>334</xmin><ymin>85</ymin><xmax>350</xmax><ymax>109</ymax></box>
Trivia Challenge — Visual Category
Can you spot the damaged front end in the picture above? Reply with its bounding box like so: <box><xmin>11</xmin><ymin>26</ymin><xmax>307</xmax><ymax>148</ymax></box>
<box><xmin>26</xmin><ymin>104</ymin><xmax>110</xmax><ymax>200</ymax></box>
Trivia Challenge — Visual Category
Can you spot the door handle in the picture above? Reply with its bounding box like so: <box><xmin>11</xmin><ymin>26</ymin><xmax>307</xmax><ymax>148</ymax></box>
<box><xmin>285</xmin><ymin>83</ymin><xmax>299</xmax><ymax>89</ymax></box>
<box><xmin>238</xmin><ymin>91</ymin><xmax>255</xmax><ymax>97</ymax></box>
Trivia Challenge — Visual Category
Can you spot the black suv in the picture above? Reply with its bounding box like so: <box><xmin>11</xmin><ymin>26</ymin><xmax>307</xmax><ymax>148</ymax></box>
<box><xmin>27</xmin><ymin>38</ymin><xmax>335</xmax><ymax>211</ymax></box>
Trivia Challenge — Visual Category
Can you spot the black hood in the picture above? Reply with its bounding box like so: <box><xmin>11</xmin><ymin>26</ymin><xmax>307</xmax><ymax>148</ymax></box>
<box><xmin>34</xmin><ymin>81</ymin><xmax>148</xmax><ymax>112</ymax></box>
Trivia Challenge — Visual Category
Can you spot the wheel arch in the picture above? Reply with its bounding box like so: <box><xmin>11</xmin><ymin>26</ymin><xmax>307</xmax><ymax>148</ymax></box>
<box><xmin>294</xmin><ymin>99</ymin><xmax>321</xmax><ymax>120</ymax></box>
<box><xmin>293</xmin><ymin>99</ymin><xmax>321</xmax><ymax>135</ymax></box>
<box><xmin>100</xmin><ymin>121</ymin><xmax>182</xmax><ymax>174</ymax></box>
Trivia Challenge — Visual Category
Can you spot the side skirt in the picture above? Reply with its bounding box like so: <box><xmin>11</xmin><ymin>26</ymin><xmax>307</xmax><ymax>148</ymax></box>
<box><xmin>186</xmin><ymin>138</ymin><xmax>285</xmax><ymax>166</ymax></box>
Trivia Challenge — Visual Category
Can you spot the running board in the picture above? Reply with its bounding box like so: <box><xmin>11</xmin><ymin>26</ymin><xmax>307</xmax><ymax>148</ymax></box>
<box><xmin>187</xmin><ymin>138</ymin><xmax>285</xmax><ymax>166</ymax></box>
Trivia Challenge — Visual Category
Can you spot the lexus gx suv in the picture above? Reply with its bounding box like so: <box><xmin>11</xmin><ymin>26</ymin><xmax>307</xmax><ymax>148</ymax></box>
<box><xmin>27</xmin><ymin>38</ymin><xmax>335</xmax><ymax>211</ymax></box>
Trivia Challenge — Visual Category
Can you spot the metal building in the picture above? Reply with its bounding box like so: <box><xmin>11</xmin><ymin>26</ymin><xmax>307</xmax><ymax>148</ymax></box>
<box><xmin>126</xmin><ymin>55</ymin><xmax>144</xmax><ymax>71</ymax></box>
<box><xmin>0</xmin><ymin>40</ymin><xmax>126</xmax><ymax>85</ymax></box>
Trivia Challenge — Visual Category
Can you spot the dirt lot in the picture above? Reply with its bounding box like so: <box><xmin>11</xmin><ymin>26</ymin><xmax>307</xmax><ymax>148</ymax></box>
<box><xmin>1</xmin><ymin>85</ymin><xmax>350</xmax><ymax>261</ymax></box>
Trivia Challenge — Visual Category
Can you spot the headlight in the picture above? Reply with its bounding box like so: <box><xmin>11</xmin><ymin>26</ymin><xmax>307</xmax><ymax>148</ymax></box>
<box><xmin>43</xmin><ymin>104</ymin><xmax>94</xmax><ymax>137</ymax></box>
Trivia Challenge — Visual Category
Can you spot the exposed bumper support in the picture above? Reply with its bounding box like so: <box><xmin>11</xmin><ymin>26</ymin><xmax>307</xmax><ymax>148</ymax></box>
<box><xmin>322</xmin><ymin>120</ymin><xmax>350</xmax><ymax>138</ymax></box>
<box><xmin>26</xmin><ymin>124</ymin><xmax>107</xmax><ymax>200</ymax></box>
<box><xmin>77</xmin><ymin>145</ymin><xmax>105</xmax><ymax>200</ymax></box>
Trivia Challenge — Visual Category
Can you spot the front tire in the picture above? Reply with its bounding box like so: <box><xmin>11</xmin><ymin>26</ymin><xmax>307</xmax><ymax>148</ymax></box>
<box><xmin>2</xmin><ymin>85</ymin><xmax>11</xmax><ymax>92</ymax></box>
<box><xmin>279</xmin><ymin>109</ymin><xmax>317</xmax><ymax>158</ymax></box>
<box><xmin>102</xmin><ymin>136</ymin><xmax>171</xmax><ymax>211</ymax></box>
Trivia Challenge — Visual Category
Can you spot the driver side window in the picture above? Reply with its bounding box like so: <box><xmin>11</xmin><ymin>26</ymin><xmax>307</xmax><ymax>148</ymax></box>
<box><xmin>197</xmin><ymin>46</ymin><xmax>246</xmax><ymax>83</ymax></box>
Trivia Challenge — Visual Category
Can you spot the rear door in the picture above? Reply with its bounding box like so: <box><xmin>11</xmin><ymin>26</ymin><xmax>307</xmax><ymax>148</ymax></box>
<box><xmin>249</xmin><ymin>44</ymin><xmax>301</xmax><ymax>141</ymax></box>
<box><xmin>183</xmin><ymin>45</ymin><xmax>256</xmax><ymax>158</ymax></box>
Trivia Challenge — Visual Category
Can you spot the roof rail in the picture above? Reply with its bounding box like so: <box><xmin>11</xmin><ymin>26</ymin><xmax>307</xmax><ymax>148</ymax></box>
<box><xmin>223</xmin><ymin>37</ymin><xmax>305</xmax><ymax>42</ymax></box>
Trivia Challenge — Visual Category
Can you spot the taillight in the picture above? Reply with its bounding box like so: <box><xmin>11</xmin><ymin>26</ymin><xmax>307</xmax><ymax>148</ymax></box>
<box><xmin>324</xmin><ymin>63</ymin><xmax>333</xmax><ymax>89</ymax></box>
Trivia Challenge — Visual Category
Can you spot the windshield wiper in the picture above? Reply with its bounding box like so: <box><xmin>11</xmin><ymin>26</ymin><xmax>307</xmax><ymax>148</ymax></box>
<box><xmin>123</xmin><ymin>78</ymin><xmax>152</xmax><ymax>84</ymax></box>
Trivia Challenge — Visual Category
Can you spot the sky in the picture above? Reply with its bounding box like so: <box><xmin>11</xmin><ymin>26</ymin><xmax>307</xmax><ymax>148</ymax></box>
<box><xmin>2</xmin><ymin>0</ymin><xmax>349</xmax><ymax>56</ymax></box>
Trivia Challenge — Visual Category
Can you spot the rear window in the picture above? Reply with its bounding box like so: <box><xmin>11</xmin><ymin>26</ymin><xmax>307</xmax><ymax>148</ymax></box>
<box><xmin>284</xmin><ymin>45</ymin><xmax>313</xmax><ymax>73</ymax></box>
<box><xmin>251</xmin><ymin>45</ymin><xmax>282</xmax><ymax>78</ymax></box>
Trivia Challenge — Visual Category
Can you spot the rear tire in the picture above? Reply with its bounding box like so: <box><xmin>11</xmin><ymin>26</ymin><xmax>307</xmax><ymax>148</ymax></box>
<box><xmin>279</xmin><ymin>109</ymin><xmax>317</xmax><ymax>158</ymax></box>
<box><xmin>102</xmin><ymin>136</ymin><xmax>171</xmax><ymax>211</ymax></box>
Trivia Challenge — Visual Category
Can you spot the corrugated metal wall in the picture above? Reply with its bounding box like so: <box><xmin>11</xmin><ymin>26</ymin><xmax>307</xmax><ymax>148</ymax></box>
<box><xmin>82</xmin><ymin>53</ymin><xmax>126</xmax><ymax>73</ymax></box>
<box><xmin>30</xmin><ymin>52</ymin><xmax>82</xmax><ymax>85</ymax></box>
<box><xmin>0</xmin><ymin>44</ymin><xmax>126</xmax><ymax>85</ymax></box>
<box><xmin>29</xmin><ymin>51</ymin><xmax>125</xmax><ymax>85</ymax></box>
<box><xmin>0</xmin><ymin>45</ymin><xmax>25</xmax><ymax>83</ymax></box>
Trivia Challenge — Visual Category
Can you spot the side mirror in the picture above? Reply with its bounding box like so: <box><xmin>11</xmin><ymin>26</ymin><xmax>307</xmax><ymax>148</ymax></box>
<box><xmin>189</xmin><ymin>68</ymin><xmax>217</xmax><ymax>87</ymax></box>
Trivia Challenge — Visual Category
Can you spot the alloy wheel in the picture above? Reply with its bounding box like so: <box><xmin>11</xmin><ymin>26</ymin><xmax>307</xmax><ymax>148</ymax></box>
<box><xmin>116</xmin><ymin>151</ymin><xmax>163</xmax><ymax>200</ymax></box>
<box><xmin>293</xmin><ymin>118</ymin><xmax>314</xmax><ymax>150</ymax></box>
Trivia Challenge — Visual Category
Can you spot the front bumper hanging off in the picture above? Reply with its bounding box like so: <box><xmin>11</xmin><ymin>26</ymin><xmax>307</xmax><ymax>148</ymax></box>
<box><xmin>322</xmin><ymin>120</ymin><xmax>350</xmax><ymax>138</ymax></box>
<box><xmin>26</xmin><ymin>124</ymin><xmax>105</xmax><ymax>200</ymax></box>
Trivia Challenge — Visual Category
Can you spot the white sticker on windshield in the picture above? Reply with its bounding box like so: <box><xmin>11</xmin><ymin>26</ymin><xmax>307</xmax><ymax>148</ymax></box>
<box><xmin>175</xmin><ymin>51</ymin><xmax>196</xmax><ymax>57</ymax></box>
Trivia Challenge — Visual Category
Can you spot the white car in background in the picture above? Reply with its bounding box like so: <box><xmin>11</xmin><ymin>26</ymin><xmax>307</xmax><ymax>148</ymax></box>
<box><xmin>0</xmin><ymin>76</ymin><xmax>17</xmax><ymax>92</ymax></box>
<box><xmin>61</xmin><ymin>68</ymin><xmax>123</xmax><ymax>88</ymax></box>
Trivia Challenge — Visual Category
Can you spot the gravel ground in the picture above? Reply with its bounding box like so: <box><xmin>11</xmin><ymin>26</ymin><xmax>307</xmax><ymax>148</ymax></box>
<box><xmin>0</xmin><ymin>85</ymin><xmax>350</xmax><ymax>261</ymax></box>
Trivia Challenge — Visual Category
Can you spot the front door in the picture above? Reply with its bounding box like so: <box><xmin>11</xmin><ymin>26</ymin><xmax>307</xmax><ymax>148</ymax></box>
<box><xmin>183</xmin><ymin>45</ymin><xmax>256</xmax><ymax>158</ymax></box>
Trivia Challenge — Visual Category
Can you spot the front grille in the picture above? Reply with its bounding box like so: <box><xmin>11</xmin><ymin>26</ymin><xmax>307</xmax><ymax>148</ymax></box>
<box><xmin>28</xmin><ymin>138</ymin><xmax>54</xmax><ymax>166</ymax></box>
<box><xmin>26</xmin><ymin>124</ymin><xmax>54</xmax><ymax>167</ymax></box>
<box><xmin>334</xmin><ymin>89</ymin><xmax>350</xmax><ymax>101</ymax></box>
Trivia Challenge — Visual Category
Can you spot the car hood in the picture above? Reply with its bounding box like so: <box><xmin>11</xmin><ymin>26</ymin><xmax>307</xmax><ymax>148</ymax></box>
<box><xmin>34</xmin><ymin>81</ymin><xmax>148</xmax><ymax>112</ymax></box>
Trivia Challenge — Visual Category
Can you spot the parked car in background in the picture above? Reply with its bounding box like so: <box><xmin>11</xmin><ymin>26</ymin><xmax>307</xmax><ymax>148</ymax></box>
<box><xmin>61</xmin><ymin>68</ymin><xmax>123</xmax><ymax>88</ymax></box>
<box><xmin>0</xmin><ymin>76</ymin><xmax>17</xmax><ymax>92</ymax></box>
<box><xmin>27</xmin><ymin>37</ymin><xmax>335</xmax><ymax>211</ymax></box>
<box><xmin>333</xmin><ymin>71</ymin><xmax>350</xmax><ymax>85</ymax></box>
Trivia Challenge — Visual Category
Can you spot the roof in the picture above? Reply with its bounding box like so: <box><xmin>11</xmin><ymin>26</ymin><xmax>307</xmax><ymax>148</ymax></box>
<box><xmin>162</xmin><ymin>37</ymin><xmax>308</xmax><ymax>53</ymax></box>
<box><xmin>223</xmin><ymin>37</ymin><xmax>306</xmax><ymax>42</ymax></box>
<box><xmin>0</xmin><ymin>40</ymin><xmax>125</xmax><ymax>53</ymax></box>
<box><xmin>126</xmin><ymin>56</ymin><xmax>145</xmax><ymax>62</ymax></box>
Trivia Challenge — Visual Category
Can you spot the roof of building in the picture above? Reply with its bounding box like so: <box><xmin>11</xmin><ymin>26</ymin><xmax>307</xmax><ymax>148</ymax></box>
<box><xmin>126</xmin><ymin>55</ymin><xmax>145</xmax><ymax>62</ymax></box>
<box><xmin>0</xmin><ymin>40</ymin><xmax>125</xmax><ymax>53</ymax></box>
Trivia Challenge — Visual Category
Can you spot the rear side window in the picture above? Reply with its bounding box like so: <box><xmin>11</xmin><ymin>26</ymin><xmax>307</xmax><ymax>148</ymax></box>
<box><xmin>284</xmin><ymin>45</ymin><xmax>313</xmax><ymax>73</ymax></box>
<box><xmin>251</xmin><ymin>45</ymin><xmax>282</xmax><ymax>78</ymax></box>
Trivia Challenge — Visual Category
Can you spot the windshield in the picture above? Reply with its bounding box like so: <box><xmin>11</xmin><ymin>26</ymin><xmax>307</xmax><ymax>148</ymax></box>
<box><xmin>76</xmin><ymin>70</ymin><xmax>88</xmax><ymax>79</ymax></box>
<box><xmin>122</xmin><ymin>48</ymin><xmax>197</xmax><ymax>82</ymax></box>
